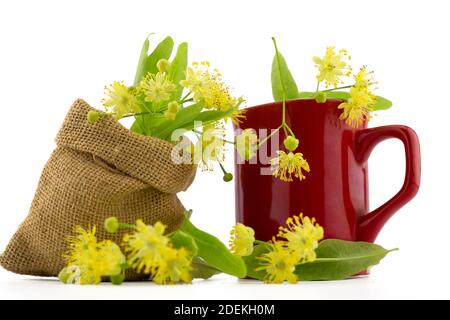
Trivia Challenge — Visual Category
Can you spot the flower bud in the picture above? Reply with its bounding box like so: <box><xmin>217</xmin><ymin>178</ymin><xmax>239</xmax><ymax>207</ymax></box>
<box><xmin>157</xmin><ymin>59</ymin><xmax>171</xmax><ymax>73</ymax></box>
<box><xmin>104</xmin><ymin>217</ymin><xmax>119</xmax><ymax>233</ymax></box>
<box><xmin>58</xmin><ymin>267</ymin><xmax>70</xmax><ymax>284</ymax></box>
<box><xmin>164</xmin><ymin>111</ymin><xmax>176</xmax><ymax>121</ymax></box>
<box><xmin>283</xmin><ymin>136</ymin><xmax>299</xmax><ymax>152</ymax></box>
<box><xmin>314</xmin><ymin>91</ymin><xmax>327</xmax><ymax>103</ymax></box>
<box><xmin>110</xmin><ymin>273</ymin><xmax>125</xmax><ymax>285</ymax></box>
<box><xmin>87</xmin><ymin>110</ymin><xmax>101</xmax><ymax>124</ymax></box>
<box><xmin>223</xmin><ymin>172</ymin><xmax>233</xmax><ymax>182</ymax></box>
<box><xmin>167</xmin><ymin>101</ymin><xmax>180</xmax><ymax>113</ymax></box>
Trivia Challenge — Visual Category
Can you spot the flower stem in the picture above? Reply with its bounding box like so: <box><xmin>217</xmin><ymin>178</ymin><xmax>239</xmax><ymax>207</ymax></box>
<box><xmin>193</xmin><ymin>129</ymin><xmax>235</xmax><ymax>144</ymax></box>
<box><xmin>122</xmin><ymin>111</ymin><xmax>151</xmax><ymax>119</ymax></box>
<box><xmin>315</xmin><ymin>81</ymin><xmax>320</xmax><ymax>93</ymax></box>
<box><xmin>118</xmin><ymin>223</ymin><xmax>136</xmax><ymax>230</ymax></box>
<box><xmin>257</xmin><ymin>125</ymin><xmax>282</xmax><ymax>149</ymax></box>
<box><xmin>322</xmin><ymin>85</ymin><xmax>353</xmax><ymax>92</ymax></box>
<box><xmin>218</xmin><ymin>160</ymin><xmax>228</xmax><ymax>175</ymax></box>
<box><xmin>180</xmin><ymin>91</ymin><xmax>193</xmax><ymax>104</ymax></box>
<box><xmin>283</xmin><ymin>123</ymin><xmax>295</xmax><ymax>137</ymax></box>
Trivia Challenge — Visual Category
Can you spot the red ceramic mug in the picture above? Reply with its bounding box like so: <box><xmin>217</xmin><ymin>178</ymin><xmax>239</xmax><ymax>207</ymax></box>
<box><xmin>234</xmin><ymin>99</ymin><xmax>420</xmax><ymax>243</ymax></box>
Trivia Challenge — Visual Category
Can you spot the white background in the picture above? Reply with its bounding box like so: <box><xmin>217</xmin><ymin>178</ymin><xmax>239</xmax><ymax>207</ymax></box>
<box><xmin>0</xmin><ymin>0</ymin><xmax>448</xmax><ymax>300</ymax></box>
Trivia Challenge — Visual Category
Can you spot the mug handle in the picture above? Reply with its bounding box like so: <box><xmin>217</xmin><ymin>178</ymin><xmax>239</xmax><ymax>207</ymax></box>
<box><xmin>355</xmin><ymin>125</ymin><xmax>421</xmax><ymax>242</ymax></box>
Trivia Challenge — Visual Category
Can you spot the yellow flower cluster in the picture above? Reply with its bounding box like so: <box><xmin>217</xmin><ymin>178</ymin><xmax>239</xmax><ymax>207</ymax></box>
<box><xmin>229</xmin><ymin>223</ymin><xmax>255</xmax><ymax>257</ymax></box>
<box><xmin>338</xmin><ymin>67</ymin><xmax>377</xmax><ymax>128</ymax></box>
<box><xmin>270</xmin><ymin>150</ymin><xmax>310</xmax><ymax>182</ymax></box>
<box><xmin>102</xmin><ymin>81</ymin><xmax>140</xmax><ymax>120</ymax></box>
<box><xmin>123</xmin><ymin>220</ymin><xmax>192</xmax><ymax>284</ymax></box>
<box><xmin>191</xmin><ymin>121</ymin><xmax>226</xmax><ymax>171</ymax></box>
<box><xmin>257</xmin><ymin>214</ymin><xmax>324</xmax><ymax>284</ymax></box>
<box><xmin>60</xmin><ymin>226</ymin><xmax>125</xmax><ymax>285</ymax></box>
<box><xmin>313</xmin><ymin>46</ymin><xmax>352</xmax><ymax>88</ymax></box>
<box><xmin>139</xmin><ymin>72</ymin><xmax>176</xmax><ymax>104</ymax></box>
<box><xmin>181</xmin><ymin>61</ymin><xmax>245</xmax><ymax>122</ymax></box>
<box><xmin>313</xmin><ymin>46</ymin><xmax>378</xmax><ymax>128</ymax></box>
<box><xmin>60</xmin><ymin>219</ymin><xmax>193</xmax><ymax>285</ymax></box>
<box><xmin>257</xmin><ymin>241</ymin><xmax>299</xmax><ymax>284</ymax></box>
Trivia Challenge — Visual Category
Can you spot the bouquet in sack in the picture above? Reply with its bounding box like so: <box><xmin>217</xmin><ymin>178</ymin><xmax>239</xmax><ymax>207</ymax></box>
<box><xmin>0</xmin><ymin>35</ymin><xmax>245</xmax><ymax>281</ymax></box>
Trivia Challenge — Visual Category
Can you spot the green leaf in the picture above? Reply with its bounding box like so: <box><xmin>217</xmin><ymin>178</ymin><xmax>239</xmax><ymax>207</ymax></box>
<box><xmin>169</xmin><ymin>42</ymin><xmax>188</xmax><ymax>102</ymax></box>
<box><xmin>130</xmin><ymin>121</ymin><xmax>144</xmax><ymax>134</ymax></box>
<box><xmin>175</xmin><ymin>107</ymin><xmax>235</xmax><ymax>133</ymax></box>
<box><xmin>271</xmin><ymin>46</ymin><xmax>299</xmax><ymax>101</ymax></box>
<box><xmin>180</xmin><ymin>216</ymin><xmax>247</xmax><ymax>278</ymax></box>
<box><xmin>133</xmin><ymin>37</ymin><xmax>150</xmax><ymax>86</ymax></box>
<box><xmin>295</xmin><ymin>239</ymin><xmax>397</xmax><ymax>280</ymax></box>
<box><xmin>242</xmin><ymin>244</ymin><xmax>269</xmax><ymax>281</ymax></box>
<box><xmin>152</xmin><ymin>102</ymin><xmax>204</xmax><ymax>140</ymax></box>
<box><xmin>190</xmin><ymin>257</ymin><xmax>222</xmax><ymax>279</ymax></box>
<box><xmin>374</xmin><ymin>95</ymin><xmax>393</xmax><ymax>111</ymax></box>
<box><xmin>145</xmin><ymin>36</ymin><xmax>174</xmax><ymax>76</ymax></box>
<box><xmin>170</xmin><ymin>230</ymin><xmax>199</xmax><ymax>256</ymax></box>
<box><xmin>244</xmin><ymin>240</ymin><xmax>396</xmax><ymax>281</ymax></box>
<box><xmin>296</xmin><ymin>91</ymin><xmax>315</xmax><ymax>99</ymax></box>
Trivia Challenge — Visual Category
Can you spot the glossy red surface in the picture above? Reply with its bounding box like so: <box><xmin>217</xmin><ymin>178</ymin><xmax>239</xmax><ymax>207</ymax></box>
<box><xmin>234</xmin><ymin>99</ymin><xmax>421</xmax><ymax>243</ymax></box>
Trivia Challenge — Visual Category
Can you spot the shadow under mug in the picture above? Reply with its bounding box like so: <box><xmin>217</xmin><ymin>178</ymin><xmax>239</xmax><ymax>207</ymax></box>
<box><xmin>234</xmin><ymin>99</ymin><xmax>421</xmax><ymax>243</ymax></box>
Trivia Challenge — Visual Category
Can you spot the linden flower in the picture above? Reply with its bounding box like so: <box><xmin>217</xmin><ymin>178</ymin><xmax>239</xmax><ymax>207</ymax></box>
<box><xmin>313</xmin><ymin>46</ymin><xmax>352</xmax><ymax>88</ymax></box>
<box><xmin>139</xmin><ymin>72</ymin><xmax>176</xmax><ymax>103</ymax></box>
<box><xmin>203</xmin><ymin>74</ymin><xmax>237</xmax><ymax>111</ymax></box>
<box><xmin>102</xmin><ymin>81</ymin><xmax>139</xmax><ymax>119</ymax></box>
<box><xmin>229</xmin><ymin>223</ymin><xmax>256</xmax><ymax>257</ymax></box>
<box><xmin>94</xmin><ymin>240</ymin><xmax>126</xmax><ymax>277</ymax></box>
<box><xmin>193</xmin><ymin>122</ymin><xmax>226</xmax><ymax>171</ymax></box>
<box><xmin>64</xmin><ymin>226</ymin><xmax>125</xmax><ymax>284</ymax></box>
<box><xmin>256</xmin><ymin>241</ymin><xmax>299</xmax><ymax>284</ymax></box>
<box><xmin>278</xmin><ymin>214</ymin><xmax>324</xmax><ymax>262</ymax></box>
<box><xmin>180</xmin><ymin>61</ymin><xmax>212</xmax><ymax>101</ymax></box>
<box><xmin>235</xmin><ymin>129</ymin><xmax>258</xmax><ymax>161</ymax></box>
<box><xmin>229</xmin><ymin>107</ymin><xmax>247</xmax><ymax>125</ymax></box>
<box><xmin>123</xmin><ymin>220</ymin><xmax>170</xmax><ymax>274</ymax></box>
<box><xmin>152</xmin><ymin>247</ymin><xmax>193</xmax><ymax>285</ymax></box>
<box><xmin>270</xmin><ymin>150</ymin><xmax>310</xmax><ymax>182</ymax></box>
<box><xmin>354</xmin><ymin>66</ymin><xmax>376</xmax><ymax>90</ymax></box>
<box><xmin>338</xmin><ymin>86</ymin><xmax>376</xmax><ymax>128</ymax></box>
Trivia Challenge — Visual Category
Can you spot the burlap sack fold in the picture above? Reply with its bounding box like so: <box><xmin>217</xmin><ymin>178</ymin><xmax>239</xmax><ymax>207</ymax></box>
<box><xmin>0</xmin><ymin>99</ymin><xmax>196</xmax><ymax>279</ymax></box>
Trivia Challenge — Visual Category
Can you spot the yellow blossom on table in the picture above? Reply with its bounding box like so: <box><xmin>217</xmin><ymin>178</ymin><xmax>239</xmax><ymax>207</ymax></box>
<box><xmin>63</xmin><ymin>226</ymin><xmax>125</xmax><ymax>285</ymax></box>
<box><xmin>313</xmin><ymin>46</ymin><xmax>352</xmax><ymax>88</ymax></box>
<box><xmin>235</xmin><ymin>128</ymin><xmax>258</xmax><ymax>161</ymax></box>
<box><xmin>180</xmin><ymin>61</ymin><xmax>212</xmax><ymax>101</ymax></box>
<box><xmin>193</xmin><ymin>121</ymin><xmax>226</xmax><ymax>171</ymax></box>
<box><xmin>102</xmin><ymin>81</ymin><xmax>139</xmax><ymax>120</ymax></box>
<box><xmin>256</xmin><ymin>240</ymin><xmax>299</xmax><ymax>284</ymax></box>
<box><xmin>94</xmin><ymin>240</ymin><xmax>126</xmax><ymax>277</ymax></box>
<box><xmin>229</xmin><ymin>223</ymin><xmax>256</xmax><ymax>257</ymax></box>
<box><xmin>278</xmin><ymin>214</ymin><xmax>324</xmax><ymax>262</ymax></box>
<box><xmin>270</xmin><ymin>150</ymin><xmax>310</xmax><ymax>182</ymax></box>
<box><xmin>152</xmin><ymin>247</ymin><xmax>193</xmax><ymax>285</ymax></box>
<box><xmin>123</xmin><ymin>220</ymin><xmax>170</xmax><ymax>274</ymax></box>
<box><xmin>338</xmin><ymin>86</ymin><xmax>376</xmax><ymax>128</ymax></box>
<box><xmin>139</xmin><ymin>72</ymin><xmax>176</xmax><ymax>103</ymax></box>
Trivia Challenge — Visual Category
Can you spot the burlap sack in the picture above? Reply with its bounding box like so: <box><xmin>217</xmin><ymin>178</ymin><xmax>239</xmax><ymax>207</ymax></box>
<box><xmin>0</xmin><ymin>99</ymin><xmax>196</xmax><ymax>279</ymax></box>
